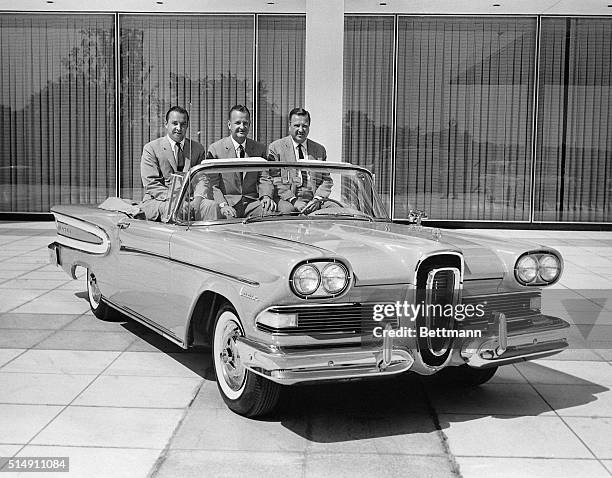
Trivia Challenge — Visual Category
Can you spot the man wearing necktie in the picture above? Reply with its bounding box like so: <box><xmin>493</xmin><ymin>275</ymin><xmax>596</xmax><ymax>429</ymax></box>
<box><xmin>206</xmin><ymin>105</ymin><xmax>276</xmax><ymax>218</ymax></box>
<box><xmin>140</xmin><ymin>106</ymin><xmax>216</xmax><ymax>221</ymax></box>
<box><xmin>267</xmin><ymin>107</ymin><xmax>332</xmax><ymax>214</ymax></box>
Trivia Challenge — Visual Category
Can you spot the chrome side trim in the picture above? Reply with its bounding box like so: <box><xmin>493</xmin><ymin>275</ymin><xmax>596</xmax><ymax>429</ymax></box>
<box><xmin>103</xmin><ymin>297</ymin><xmax>187</xmax><ymax>349</ymax></box>
<box><xmin>53</xmin><ymin>213</ymin><xmax>111</xmax><ymax>255</ymax></box>
<box><xmin>119</xmin><ymin>246</ymin><xmax>259</xmax><ymax>286</ymax></box>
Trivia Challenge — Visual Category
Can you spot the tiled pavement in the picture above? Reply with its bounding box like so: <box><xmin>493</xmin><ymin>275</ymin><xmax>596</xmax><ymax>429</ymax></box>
<box><xmin>0</xmin><ymin>221</ymin><xmax>611</xmax><ymax>477</ymax></box>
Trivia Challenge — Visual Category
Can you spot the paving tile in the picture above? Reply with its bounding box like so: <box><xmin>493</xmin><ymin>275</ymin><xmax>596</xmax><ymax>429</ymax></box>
<box><xmin>0</xmin><ymin>349</ymin><xmax>25</xmax><ymax>368</ymax></box>
<box><xmin>73</xmin><ymin>375</ymin><xmax>202</xmax><ymax>408</ymax></box>
<box><xmin>155</xmin><ymin>450</ymin><xmax>305</xmax><ymax>478</ymax></box>
<box><xmin>0</xmin><ymin>330</ymin><xmax>55</xmax><ymax>349</ymax></box>
<box><xmin>0</xmin><ymin>372</ymin><xmax>95</xmax><ymax>405</ymax></box>
<box><xmin>34</xmin><ymin>330</ymin><xmax>135</xmax><ymax>352</ymax></box>
<box><xmin>31</xmin><ymin>406</ymin><xmax>184</xmax><ymax>448</ymax></box>
<box><xmin>0</xmin><ymin>445</ymin><xmax>22</xmax><ymax>456</ymax></box>
<box><xmin>170</xmin><ymin>407</ymin><xmax>311</xmax><ymax>452</ymax></box>
<box><xmin>0</xmin><ymin>404</ymin><xmax>62</xmax><ymax>443</ymax></box>
<box><xmin>0</xmin><ymin>278</ymin><xmax>69</xmax><ymax>290</ymax></box>
<box><xmin>103</xmin><ymin>351</ymin><xmax>209</xmax><ymax>378</ymax></box>
<box><xmin>427</xmin><ymin>383</ymin><xmax>554</xmax><ymax>416</ymax></box>
<box><xmin>2</xmin><ymin>350</ymin><xmax>120</xmax><ymax>375</ymax></box>
<box><xmin>0</xmin><ymin>290</ymin><xmax>46</xmax><ymax>314</ymax></box>
<box><xmin>187</xmin><ymin>381</ymin><xmax>227</xmax><ymax>409</ymax></box>
<box><xmin>439</xmin><ymin>414</ymin><xmax>592</xmax><ymax>458</ymax></box>
<box><xmin>534</xmin><ymin>384</ymin><xmax>612</xmax><ymax>417</ymax></box>
<box><xmin>564</xmin><ymin>417</ymin><xmax>612</xmax><ymax>459</ymax></box>
<box><xmin>15</xmin><ymin>445</ymin><xmax>161</xmax><ymax>478</ymax></box>
<box><xmin>456</xmin><ymin>457</ymin><xmax>610</xmax><ymax>478</ymax></box>
<box><xmin>11</xmin><ymin>299</ymin><xmax>90</xmax><ymax>315</ymax></box>
<box><xmin>62</xmin><ymin>315</ymin><xmax>128</xmax><ymax>332</ymax></box>
<box><xmin>486</xmin><ymin>364</ymin><xmax>528</xmax><ymax>384</ymax></box>
<box><xmin>0</xmin><ymin>314</ymin><xmax>78</xmax><ymax>330</ymax></box>
<box><xmin>516</xmin><ymin>360</ymin><xmax>612</xmax><ymax>386</ymax></box>
<box><xmin>546</xmin><ymin>348</ymin><xmax>606</xmax><ymax>361</ymax></box>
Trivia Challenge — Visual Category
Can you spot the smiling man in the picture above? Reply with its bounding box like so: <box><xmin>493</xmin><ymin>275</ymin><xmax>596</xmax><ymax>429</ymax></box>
<box><xmin>267</xmin><ymin>107</ymin><xmax>332</xmax><ymax>214</ymax></box>
<box><xmin>140</xmin><ymin>106</ymin><xmax>215</xmax><ymax>221</ymax></box>
<box><xmin>206</xmin><ymin>105</ymin><xmax>275</xmax><ymax>218</ymax></box>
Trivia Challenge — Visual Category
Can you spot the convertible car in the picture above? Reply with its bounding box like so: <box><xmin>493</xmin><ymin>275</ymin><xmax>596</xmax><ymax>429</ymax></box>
<box><xmin>48</xmin><ymin>159</ymin><xmax>570</xmax><ymax>417</ymax></box>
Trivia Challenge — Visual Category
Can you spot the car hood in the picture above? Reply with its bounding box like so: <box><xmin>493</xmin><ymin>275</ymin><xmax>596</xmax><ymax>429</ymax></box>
<box><xmin>217</xmin><ymin>220</ymin><xmax>517</xmax><ymax>285</ymax></box>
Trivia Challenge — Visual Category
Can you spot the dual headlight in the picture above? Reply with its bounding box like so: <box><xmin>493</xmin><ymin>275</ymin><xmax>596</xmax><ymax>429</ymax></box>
<box><xmin>515</xmin><ymin>252</ymin><xmax>561</xmax><ymax>285</ymax></box>
<box><xmin>290</xmin><ymin>261</ymin><xmax>350</xmax><ymax>298</ymax></box>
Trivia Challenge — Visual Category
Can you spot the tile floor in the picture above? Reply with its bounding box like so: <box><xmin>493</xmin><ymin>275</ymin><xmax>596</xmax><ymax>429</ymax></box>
<box><xmin>0</xmin><ymin>222</ymin><xmax>610</xmax><ymax>477</ymax></box>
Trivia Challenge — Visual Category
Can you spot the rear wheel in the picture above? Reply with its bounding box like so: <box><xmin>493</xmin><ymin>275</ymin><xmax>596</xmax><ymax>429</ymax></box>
<box><xmin>86</xmin><ymin>270</ymin><xmax>122</xmax><ymax>321</ymax></box>
<box><xmin>435</xmin><ymin>364</ymin><xmax>498</xmax><ymax>387</ymax></box>
<box><xmin>212</xmin><ymin>305</ymin><xmax>280</xmax><ymax>417</ymax></box>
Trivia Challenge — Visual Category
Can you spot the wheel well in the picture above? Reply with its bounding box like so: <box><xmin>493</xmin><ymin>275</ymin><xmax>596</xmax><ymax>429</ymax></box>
<box><xmin>187</xmin><ymin>291</ymin><xmax>232</xmax><ymax>348</ymax></box>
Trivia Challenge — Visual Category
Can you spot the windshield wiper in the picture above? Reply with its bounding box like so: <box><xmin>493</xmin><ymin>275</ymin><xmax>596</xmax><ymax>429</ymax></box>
<box><xmin>311</xmin><ymin>212</ymin><xmax>374</xmax><ymax>222</ymax></box>
<box><xmin>242</xmin><ymin>210</ymin><xmax>303</xmax><ymax>224</ymax></box>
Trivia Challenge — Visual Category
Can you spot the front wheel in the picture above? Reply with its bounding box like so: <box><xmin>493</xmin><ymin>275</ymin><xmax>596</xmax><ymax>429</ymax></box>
<box><xmin>212</xmin><ymin>305</ymin><xmax>280</xmax><ymax>417</ymax></box>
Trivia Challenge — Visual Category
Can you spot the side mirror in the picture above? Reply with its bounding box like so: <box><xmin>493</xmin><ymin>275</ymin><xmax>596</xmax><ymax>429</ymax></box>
<box><xmin>162</xmin><ymin>173</ymin><xmax>185</xmax><ymax>223</ymax></box>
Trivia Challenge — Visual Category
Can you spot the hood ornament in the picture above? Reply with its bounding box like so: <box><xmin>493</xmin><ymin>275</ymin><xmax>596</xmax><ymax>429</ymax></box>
<box><xmin>408</xmin><ymin>209</ymin><xmax>428</xmax><ymax>229</ymax></box>
<box><xmin>431</xmin><ymin>228</ymin><xmax>442</xmax><ymax>241</ymax></box>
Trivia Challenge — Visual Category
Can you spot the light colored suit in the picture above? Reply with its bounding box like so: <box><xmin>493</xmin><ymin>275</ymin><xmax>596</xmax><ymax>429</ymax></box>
<box><xmin>140</xmin><ymin>136</ymin><xmax>212</xmax><ymax>221</ymax></box>
<box><xmin>205</xmin><ymin>137</ymin><xmax>273</xmax><ymax>210</ymax></box>
<box><xmin>267</xmin><ymin>136</ymin><xmax>332</xmax><ymax>202</ymax></box>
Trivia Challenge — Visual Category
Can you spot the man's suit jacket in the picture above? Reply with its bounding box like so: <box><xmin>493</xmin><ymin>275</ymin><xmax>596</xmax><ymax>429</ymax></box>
<box><xmin>206</xmin><ymin>136</ymin><xmax>272</xmax><ymax>206</ymax></box>
<box><xmin>141</xmin><ymin>136</ymin><xmax>206</xmax><ymax>202</ymax></box>
<box><xmin>267</xmin><ymin>136</ymin><xmax>331</xmax><ymax>201</ymax></box>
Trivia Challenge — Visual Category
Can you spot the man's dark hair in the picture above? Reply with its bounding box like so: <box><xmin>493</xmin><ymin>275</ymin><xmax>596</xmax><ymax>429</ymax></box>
<box><xmin>229</xmin><ymin>104</ymin><xmax>251</xmax><ymax>118</ymax></box>
<box><xmin>288</xmin><ymin>107</ymin><xmax>311</xmax><ymax>124</ymax></box>
<box><xmin>165</xmin><ymin>106</ymin><xmax>189</xmax><ymax>123</ymax></box>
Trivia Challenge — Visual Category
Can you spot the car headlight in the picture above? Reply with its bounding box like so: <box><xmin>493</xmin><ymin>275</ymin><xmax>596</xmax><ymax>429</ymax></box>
<box><xmin>515</xmin><ymin>255</ymin><xmax>538</xmax><ymax>283</ymax></box>
<box><xmin>291</xmin><ymin>264</ymin><xmax>320</xmax><ymax>296</ymax></box>
<box><xmin>321</xmin><ymin>263</ymin><xmax>349</xmax><ymax>294</ymax></box>
<box><xmin>515</xmin><ymin>252</ymin><xmax>562</xmax><ymax>285</ymax></box>
<box><xmin>539</xmin><ymin>254</ymin><xmax>560</xmax><ymax>282</ymax></box>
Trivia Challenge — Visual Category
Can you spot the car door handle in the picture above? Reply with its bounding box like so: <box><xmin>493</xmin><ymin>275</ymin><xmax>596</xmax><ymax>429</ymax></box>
<box><xmin>117</xmin><ymin>221</ymin><xmax>131</xmax><ymax>230</ymax></box>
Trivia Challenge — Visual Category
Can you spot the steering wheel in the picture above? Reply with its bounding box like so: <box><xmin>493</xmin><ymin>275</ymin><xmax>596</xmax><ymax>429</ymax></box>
<box><xmin>301</xmin><ymin>197</ymin><xmax>346</xmax><ymax>215</ymax></box>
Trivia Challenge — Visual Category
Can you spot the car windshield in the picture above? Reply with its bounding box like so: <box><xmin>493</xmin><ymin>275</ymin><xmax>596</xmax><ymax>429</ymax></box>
<box><xmin>174</xmin><ymin>163</ymin><xmax>390</xmax><ymax>224</ymax></box>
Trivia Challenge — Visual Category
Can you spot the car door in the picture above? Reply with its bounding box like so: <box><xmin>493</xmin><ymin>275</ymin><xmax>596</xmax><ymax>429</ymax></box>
<box><xmin>108</xmin><ymin>218</ymin><xmax>178</xmax><ymax>337</ymax></box>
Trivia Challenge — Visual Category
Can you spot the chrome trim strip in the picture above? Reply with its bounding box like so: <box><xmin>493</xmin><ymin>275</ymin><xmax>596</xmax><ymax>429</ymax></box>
<box><xmin>119</xmin><ymin>245</ymin><xmax>259</xmax><ymax>286</ymax></box>
<box><xmin>414</xmin><ymin>250</ymin><xmax>464</xmax><ymax>286</ymax></box>
<box><xmin>53</xmin><ymin>213</ymin><xmax>111</xmax><ymax>255</ymax></box>
<box><xmin>103</xmin><ymin>297</ymin><xmax>186</xmax><ymax>348</ymax></box>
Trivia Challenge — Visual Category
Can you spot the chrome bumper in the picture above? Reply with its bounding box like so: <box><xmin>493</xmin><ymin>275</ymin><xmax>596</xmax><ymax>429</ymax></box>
<box><xmin>235</xmin><ymin>336</ymin><xmax>414</xmax><ymax>385</ymax></box>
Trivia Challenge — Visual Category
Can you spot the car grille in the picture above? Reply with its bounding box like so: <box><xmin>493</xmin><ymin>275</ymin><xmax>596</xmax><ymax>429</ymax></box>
<box><xmin>257</xmin><ymin>304</ymin><xmax>398</xmax><ymax>335</ymax></box>
<box><xmin>462</xmin><ymin>291</ymin><xmax>541</xmax><ymax>322</ymax></box>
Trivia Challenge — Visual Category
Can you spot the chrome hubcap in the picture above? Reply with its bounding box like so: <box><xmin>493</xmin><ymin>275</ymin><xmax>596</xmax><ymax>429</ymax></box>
<box><xmin>219</xmin><ymin>324</ymin><xmax>245</xmax><ymax>391</ymax></box>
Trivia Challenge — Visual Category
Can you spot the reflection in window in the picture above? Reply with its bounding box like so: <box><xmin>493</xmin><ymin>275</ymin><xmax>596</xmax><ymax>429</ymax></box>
<box><xmin>394</xmin><ymin>17</ymin><xmax>536</xmax><ymax>220</ymax></box>
<box><xmin>535</xmin><ymin>18</ymin><xmax>612</xmax><ymax>222</ymax></box>
<box><xmin>0</xmin><ymin>14</ymin><xmax>116</xmax><ymax>212</ymax></box>
<box><xmin>343</xmin><ymin>16</ymin><xmax>395</xmax><ymax>214</ymax></box>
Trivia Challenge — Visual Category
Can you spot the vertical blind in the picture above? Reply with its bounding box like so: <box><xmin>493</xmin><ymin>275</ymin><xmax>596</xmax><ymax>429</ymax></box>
<box><xmin>257</xmin><ymin>15</ymin><xmax>305</xmax><ymax>147</ymax></box>
<box><xmin>535</xmin><ymin>18</ymin><xmax>612</xmax><ymax>222</ymax></box>
<box><xmin>0</xmin><ymin>14</ymin><xmax>116</xmax><ymax>212</ymax></box>
<box><xmin>343</xmin><ymin>16</ymin><xmax>395</xmax><ymax>213</ymax></box>
<box><xmin>119</xmin><ymin>15</ymin><xmax>254</xmax><ymax>200</ymax></box>
<box><xmin>393</xmin><ymin>17</ymin><xmax>536</xmax><ymax>220</ymax></box>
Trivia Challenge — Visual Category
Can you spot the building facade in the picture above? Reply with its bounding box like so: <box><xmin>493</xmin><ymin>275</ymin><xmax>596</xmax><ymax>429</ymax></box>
<box><xmin>1</xmin><ymin>0</ymin><xmax>611</xmax><ymax>226</ymax></box>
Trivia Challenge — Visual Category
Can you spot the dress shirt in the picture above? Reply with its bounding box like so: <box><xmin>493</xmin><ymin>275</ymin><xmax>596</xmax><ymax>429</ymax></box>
<box><xmin>231</xmin><ymin>137</ymin><xmax>248</xmax><ymax>158</ymax></box>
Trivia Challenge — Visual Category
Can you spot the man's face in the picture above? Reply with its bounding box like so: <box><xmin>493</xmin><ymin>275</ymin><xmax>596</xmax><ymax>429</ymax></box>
<box><xmin>288</xmin><ymin>114</ymin><xmax>310</xmax><ymax>144</ymax></box>
<box><xmin>227</xmin><ymin>111</ymin><xmax>250</xmax><ymax>143</ymax></box>
<box><xmin>165</xmin><ymin>111</ymin><xmax>188</xmax><ymax>143</ymax></box>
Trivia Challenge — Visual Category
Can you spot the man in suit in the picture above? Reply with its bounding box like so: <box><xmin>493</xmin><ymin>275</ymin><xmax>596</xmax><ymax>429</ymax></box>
<box><xmin>140</xmin><ymin>106</ymin><xmax>217</xmax><ymax>221</ymax></box>
<box><xmin>267</xmin><ymin>107</ymin><xmax>332</xmax><ymax>214</ymax></box>
<box><xmin>206</xmin><ymin>105</ymin><xmax>276</xmax><ymax>218</ymax></box>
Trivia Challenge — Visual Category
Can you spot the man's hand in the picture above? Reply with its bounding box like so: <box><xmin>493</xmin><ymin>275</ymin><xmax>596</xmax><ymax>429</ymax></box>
<box><xmin>220</xmin><ymin>204</ymin><xmax>237</xmax><ymax>218</ymax></box>
<box><xmin>260</xmin><ymin>195</ymin><xmax>277</xmax><ymax>212</ymax></box>
<box><xmin>301</xmin><ymin>198</ymin><xmax>322</xmax><ymax>215</ymax></box>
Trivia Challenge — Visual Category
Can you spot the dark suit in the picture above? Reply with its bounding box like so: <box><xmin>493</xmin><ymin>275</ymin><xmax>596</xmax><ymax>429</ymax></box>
<box><xmin>267</xmin><ymin>136</ymin><xmax>332</xmax><ymax>207</ymax></box>
<box><xmin>205</xmin><ymin>137</ymin><xmax>273</xmax><ymax>217</ymax></box>
<box><xmin>140</xmin><ymin>136</ymin><xmax>213</xmax><ymax>221</ymax></box>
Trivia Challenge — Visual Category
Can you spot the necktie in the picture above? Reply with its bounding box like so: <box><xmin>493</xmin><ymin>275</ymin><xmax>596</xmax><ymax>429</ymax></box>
<box><xmin>176</xmin><ymin>143</ymin><xmax>185</xmax><ymax>171</ymax></box>
<box><xmin>297</xmin><ymin>144</ymin><xmax>307</xmax><ymax>189</ymax></box>
<box><xmin>238</xmin><ymin>145</ymin><xmax>245</xmax><ymax>158</ymax></box>
<box><xmin>297</xmin><ymin>143</ymin><xmax>304</xmax><ymax>159</ymax></box>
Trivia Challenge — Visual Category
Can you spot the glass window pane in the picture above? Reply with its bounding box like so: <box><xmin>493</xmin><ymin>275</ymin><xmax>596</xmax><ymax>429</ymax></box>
<box><xmin>257</xmin><ymin>15</ymin><xmax>305</xmax><ymax>146</ymax></box>
<box><xmin>394</xmin><ymin>17</ymin><xmax>536</xmax><ymax>220</ymax></box>
<box><xmin>343</xmin><ymin>16</ymin><xmax>395</xmax><ymax>213</ymax></box>
<box><xmin>0</xmin><ymin>14</ymin><xmax>116</xmax><ymax>212</ymax></box>
<box><xmin>119</xmin><ymin>15</ymin><xmax>254</xmax><ymax>200</ymax></box>
<box><xmin>535</xmin><ymin>18</ymin><xmax>612</xmax><ymax>222</ymax></box>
